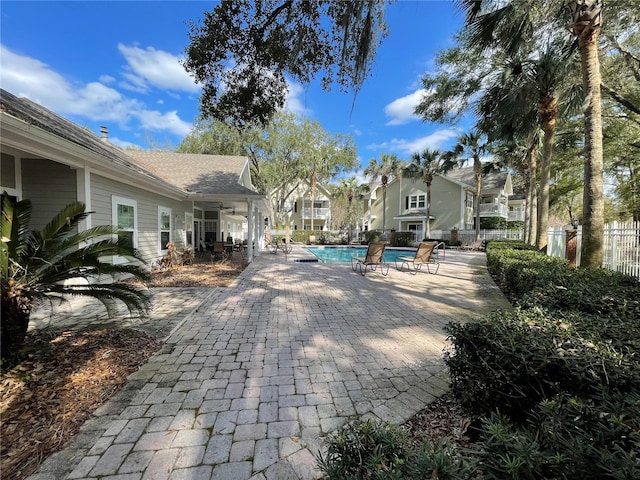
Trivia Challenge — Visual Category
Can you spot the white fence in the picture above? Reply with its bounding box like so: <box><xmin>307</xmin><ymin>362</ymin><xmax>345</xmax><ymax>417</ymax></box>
<box><xmin>548</xmin><ymin>221</ymin><xmax>640</xmax><ymax>278</ymax></box>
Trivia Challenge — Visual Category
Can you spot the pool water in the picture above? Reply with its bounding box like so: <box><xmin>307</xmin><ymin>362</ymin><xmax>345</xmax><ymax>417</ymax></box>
<box><xmin>304</xmin><ymin>246</ymin><xmax>416</xmax><ymax>263</ymax></box>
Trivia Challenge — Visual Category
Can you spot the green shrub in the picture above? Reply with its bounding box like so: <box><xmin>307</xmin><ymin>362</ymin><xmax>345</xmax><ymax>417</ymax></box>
<box><xmin>444</xmin><ymin>309</ymin><xmax>640</xmax><ymax>420</ymax></box>
<box><xmin>316</xmin><ymin>419</ymin><xmax>414</xmax><ymax>479</ymax></box>
<box><xmin>521</xmin><ymin>268</ymin><xmax>640</xmax><ymax>319</ymax></box>
<box><xmin>474</xmin><ymin>392</ymin><xmax>640</xmax><ymax>479</ymax></box>
<box><xmin>480</xmin><ymin>217</ymin><xmax>506</xmax><ymax>229</ymax></box>
<box><xmin>362</xmin><ymin>230</ymin><xmax>382</xmax><ymax>243</ymax></box>
<box><xmin>316</xmin><ymin>419</ymin><xmax>474</xmax><ymax>479</ymax></box>
<box><xmin>486</xmin><ymin>247</ymin><xmax>573</xmax><ymax>298</ymax></box>
<box><xmin>391</xmin><ymin>231</ymin><xmax>414</xmax><ymax>247</ymax></box>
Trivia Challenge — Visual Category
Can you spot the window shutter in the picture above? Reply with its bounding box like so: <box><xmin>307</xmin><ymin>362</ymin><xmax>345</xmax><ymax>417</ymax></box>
<box><xmin>405</xmin><ymin>196</ymin><xmax>409</xmax><ymax>209</ymax></box>
<box><xmin>294</xmin><ymin>201</ymin><xmax>297</xmax><ymax>213</ymax></box>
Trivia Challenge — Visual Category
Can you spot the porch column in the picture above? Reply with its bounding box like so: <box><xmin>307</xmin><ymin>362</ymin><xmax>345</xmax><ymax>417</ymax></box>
<box><xmin>76</xmin><ymin>167</ymin><xmax>91</xmax><ymax>230</ymax></box>
<box><xmin>246</xmin><ymin>200</ymin><xmax>254</xmax><ymax>262</ymax></box>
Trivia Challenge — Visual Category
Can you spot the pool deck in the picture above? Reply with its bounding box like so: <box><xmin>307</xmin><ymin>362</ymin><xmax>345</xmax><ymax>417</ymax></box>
<box><xmin>27</xmin><ymin>245</ymin><xmax>510</xmax><ymax>480</ymax></box>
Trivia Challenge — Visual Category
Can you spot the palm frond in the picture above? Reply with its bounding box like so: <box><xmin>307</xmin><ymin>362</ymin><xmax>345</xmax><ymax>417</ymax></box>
<box><xmin>39</xmin><ymin>201</ymin><xmax>90</xmax><ymax>244</ymax></box>
<box><xmin>41</xmin><ymin>283</ymin><xmax>151</xmax><ymax>318</ymax></box>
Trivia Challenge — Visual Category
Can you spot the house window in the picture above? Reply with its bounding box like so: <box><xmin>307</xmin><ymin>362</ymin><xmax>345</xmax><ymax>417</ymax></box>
<box><xmin>112</xmin><ymin>196</ymin><xmax>137</xmax><ymax>263</ymax></box>
<box><xmin>465</xmin><ymin>192</ymin><xmax>474</xmax><ymax>209</ymax></box>
<box><xmin>159</xmin><ymin>207</ymin><xmax>171</xmax><ymax>252</ymax></box>
<box><xmin>408</xmin><ymin>194</ymin><xmax>425</xmax><ymax>209</ymax></box>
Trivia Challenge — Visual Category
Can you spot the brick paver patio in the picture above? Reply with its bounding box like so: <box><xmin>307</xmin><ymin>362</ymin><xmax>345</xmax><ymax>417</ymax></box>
<box><xmin>27</xmin><ymin>247</ymin><xmax>510</xmax><ymax>480</ymax></box>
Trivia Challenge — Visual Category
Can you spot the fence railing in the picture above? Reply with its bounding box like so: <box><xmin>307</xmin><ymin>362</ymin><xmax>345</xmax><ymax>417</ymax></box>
<box><xmin>547</xmin><ymin>221</ymin><xmax>640</xmax><ymax>278</ymax></box>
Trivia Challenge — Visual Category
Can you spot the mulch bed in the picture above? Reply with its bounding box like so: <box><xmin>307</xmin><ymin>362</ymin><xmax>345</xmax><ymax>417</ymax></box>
<box><xmin>148</xmin><ymin>256</ymin><xmax>248</xmax><ymax>287</ymax></box>
<box><xmin>0</xmin><ymin>329</ymin><xmax>161</xmax><ymax>480</ymax></box>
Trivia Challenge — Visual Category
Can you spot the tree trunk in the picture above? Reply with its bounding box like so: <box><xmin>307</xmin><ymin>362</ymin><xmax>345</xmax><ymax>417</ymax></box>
<box><xmin>474</xmin><ymin>156</ymin><xmax>482</xmax><ymax>241</ymax></box>
<box><xmin>568</xmin><ymin>0</ymin><xmax>604</xmax><ymax>268</ymax></box>
<box><xmin>1</xmin><ymin>295</ymin><xmax>32</xmax><ymax>363</ymax></box>
<box><xmin>426</xmin><ymin>182</ymin><xmax>432</xmax><ymax>239</ymax></box>
<box><xmin>310</xmin><ymin>177</ymin><xmax>316</xmax><ymax>232</ymax></box>
<box><xmin>578</xmin><ymin>27</ymin><xmax>605</xmax><ymax>268</ymax></box>
<box><xmin>528</xmin><ymin>146</ymin><xmax>538</xmax><ymax>246</ymax></box>
<box><xmin>536</xmin><ymin>96</ymin><xmax>557</xmax><ymax>252</ymax></box>
<box><xmin>522</xmin><ymin>164</ymin><xmax>530</xmax><ymax>242</ymax></box>
<box><xmin>381</xmin><ymin>183</ymin><xmax>387</xmax><ymax>235</ymax></box>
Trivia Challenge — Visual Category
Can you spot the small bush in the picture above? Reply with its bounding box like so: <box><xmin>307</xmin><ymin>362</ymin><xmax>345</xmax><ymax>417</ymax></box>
<box><xmin>362</xmin><ymin>230</ymin><xmax>382</xmax><ymax>243</ymax></box>
<box><xmin>444</xmin><ymin>309</ymin><xmax>640</xmax><ymax>419</ymax></box>
<box><xmin>474</xmin><ymin>392</ymin><xmax>640</xmax><ymax>479</ymax></box>
<box><xmin>392</xmin><ymin>231</ymin><xmax>414</xmax><ymax>247</ymax></box>
<box><xmin>316</xmin><ymin>419</ymin><xmax>474</xmax><ymax>479</ymax></box>
<box><xmin>316</xmin><ymin>419</ymin><xmax>414</xmax><ymax>479</ymax></box>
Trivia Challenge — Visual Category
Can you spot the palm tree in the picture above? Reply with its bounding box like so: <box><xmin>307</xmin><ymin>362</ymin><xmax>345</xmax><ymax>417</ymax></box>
<box><xmin>456</xmin><ymin>0</ymin><xmax>605</xmax><ymax>264</ymax></box>
<box><xmin>336</xmin><ymin>176</ymin><xmax>368</xmax><ymax>243</ymax></box>
<box><xmin>567</xmin><ymin>0</ymin><xmax>605</xmax><ymax>268</ymax></box>
<box><xmin>449</xmin><ymin>132</ymin><xmax>487</xmax><ymax>241</ymax></box>
<box><xmin>363</xmin><ymin>154</ymin><xmax>402</xmax><ymax>236</ymax></box>
<box><xmin>1</xmin><ymin>193</ymin><xmax>151</xmax><ymax>363</ymax></box>
<box><xmin>403</xmin><ymin>149</ymin><xmax>455</xmax><ymax>240</ymax></box>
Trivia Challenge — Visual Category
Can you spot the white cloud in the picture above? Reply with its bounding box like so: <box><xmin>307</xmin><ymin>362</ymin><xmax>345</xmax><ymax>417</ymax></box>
<box><xmin>118</xmin><ymin>43</ymin><xmax>200</xmax><ymax>93</ymax></box>
<box><xmin>284</xmin><ymin>80</ymin><xmax>311</xmax><ymax>116</ymax></box>
<box><xmin>0</xmin><ymin>44</ymin><xmax>193</xmax><ymax>138</ymax></box>
<box><xmin>384</xmin><ymin>89</ymin><xmax>429</xmax><ymax>126</ymax></box>
<box><xmin>136</xmin><ymin>109</ymin><xmax>193</xmax><ymax>137</ymax></box>
<box><xmin>368</xmin><ymin>129</ymin><xmax>459</xmax><ymax>156</ymax></box>
<box><xmin>99</xmin><ymin>74</ymin><xmax>116</xmax><ymax>84</ymax></box>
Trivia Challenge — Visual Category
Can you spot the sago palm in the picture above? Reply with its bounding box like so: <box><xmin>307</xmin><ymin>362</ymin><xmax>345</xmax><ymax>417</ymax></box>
<box><xmin>1</xmin><ymin>192</ymin><xmax>151</xmax><ymax>363</ymax></box>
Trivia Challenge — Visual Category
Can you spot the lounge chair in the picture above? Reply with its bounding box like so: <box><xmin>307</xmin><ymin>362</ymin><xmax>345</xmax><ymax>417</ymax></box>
<box><xmin>395</xmin><ymin>241</ymin><xmax>440</xmax><ymax>274</ymax></box>
<box><xmin>351</xmin><ymin>242</ymin><xmax>389</xmax><ymax>276</ymax></box>
<box><xmin>460</xmin><ymin>239</ymin><xmax>485</xmax><ymax>252</ymax></box>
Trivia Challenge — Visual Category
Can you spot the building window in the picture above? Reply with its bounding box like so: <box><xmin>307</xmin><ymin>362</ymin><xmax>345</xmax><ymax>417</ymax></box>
<box><xmin>112</xmin><ymin>196</ymin><xmax>137</xmax><ymax>263</ymax></box>
<box><xmin>465</xmin><ymin>192</ymin><xmax>474</xmax><ymax>209</ymax></box>
<box><xmin>159</xmin><ymin>207</ymin><xmax>171</xmax><ymax>252</ymax></box>
<box><xmin>408</xmin><ymin>194</ymin><xmax>426</xmax><ymax>209</ymax></box>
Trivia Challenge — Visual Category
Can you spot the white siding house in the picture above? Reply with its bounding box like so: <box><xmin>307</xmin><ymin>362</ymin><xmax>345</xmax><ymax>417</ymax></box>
<box><xmin>0</xmin><ymin>88</ymin><xmax>268</xmax><ymax>264</ymax></box>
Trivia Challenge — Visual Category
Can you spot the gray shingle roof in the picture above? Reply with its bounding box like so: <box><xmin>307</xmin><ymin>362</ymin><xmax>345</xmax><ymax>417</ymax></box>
<box><xmin>0</xmin><ymin>89</ymin><xmax>176</xmax><ymax>190</ymax></box>
<box><xmin>127</xmin><ymin>151</ymin><xmax>259</xmax><ymax>196</ymax></box>
<box><xmin>1</xmin><ymin>88</ymin><xmax>261</xmax><ymax>199</ymax></box>
<box><xmin>444</xmin><ymin>166</ymin><xmax>508</xmax><ymax>190</ymax></box>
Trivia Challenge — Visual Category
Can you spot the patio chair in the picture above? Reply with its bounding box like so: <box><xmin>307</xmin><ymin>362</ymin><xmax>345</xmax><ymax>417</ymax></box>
<box><xmin>351</xmin><ymin>241</ymin><xmax>389</xmax><ymax>276</ymax></box>
<box><xmin>395</xmin><ymin>241</ymin><xmax>440</xmax><ymax>274</ymax></box>
<box><xmin>279</xmin><ymin>237</ymin><xmax>293</xmax><ymax>254</ymax></box>
<box><xmin>460</xmin><ymin>239</ymin><xmax>485</xmax><ymax>252</ymax></box>
<box><xmin>211</xmin><ymin>241</ymin><xmax>228</xmax><ymax>261</ymax></box>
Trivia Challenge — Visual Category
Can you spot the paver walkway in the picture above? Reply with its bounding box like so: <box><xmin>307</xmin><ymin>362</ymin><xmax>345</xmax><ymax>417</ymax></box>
<box><xmin>27</xmin><ymin>248</ymin><xmax>510</xmax><ymax>480</ymax></box>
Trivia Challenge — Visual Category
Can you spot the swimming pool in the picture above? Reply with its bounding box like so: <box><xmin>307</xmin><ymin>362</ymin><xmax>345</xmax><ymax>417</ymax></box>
<box><xmin>304</xmin><ymin>245</ymin><xmax>416</xmax><ymax>263</ymax></box>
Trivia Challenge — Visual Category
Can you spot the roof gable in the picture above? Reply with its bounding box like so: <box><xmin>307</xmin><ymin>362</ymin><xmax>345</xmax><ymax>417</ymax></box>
<box><xmin>128</xmin><ymin>151</ymin><xmax>258</xmax><ymax>196</ymax></box>
<box><xmin>444</xmin><ymin>166</ymin><xmax>510</xmax><ymax>191</ymax></box>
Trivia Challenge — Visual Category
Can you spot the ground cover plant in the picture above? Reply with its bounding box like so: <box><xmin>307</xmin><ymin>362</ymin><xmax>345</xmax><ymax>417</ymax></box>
<box><xmin>319</xmin><ymin>241</ymin><xmax>640</xmax><ymax>479</ymax></box>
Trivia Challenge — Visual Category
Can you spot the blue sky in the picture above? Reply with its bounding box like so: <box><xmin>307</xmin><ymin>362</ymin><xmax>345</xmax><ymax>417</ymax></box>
<box><xmin>1</xmin><ymin>1</ymin><xmax>469</xmax><ymax>170</ymax></box>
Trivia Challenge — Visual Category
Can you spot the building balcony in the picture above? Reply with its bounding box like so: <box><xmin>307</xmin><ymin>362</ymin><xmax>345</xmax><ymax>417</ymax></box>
<box><xmin>479</xmin><ymin>203</ymin><xmax>508</xmax><ymax>218</ymax></box>
<box><xmin>302</xmin><ymin>207</ymin><xmax>330</xmax><ymax>219</ymax></box>
<box><xmin>508</xmin><ymin>210</ymin><xmax>525</xmax><ymax>222</ymax></box>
